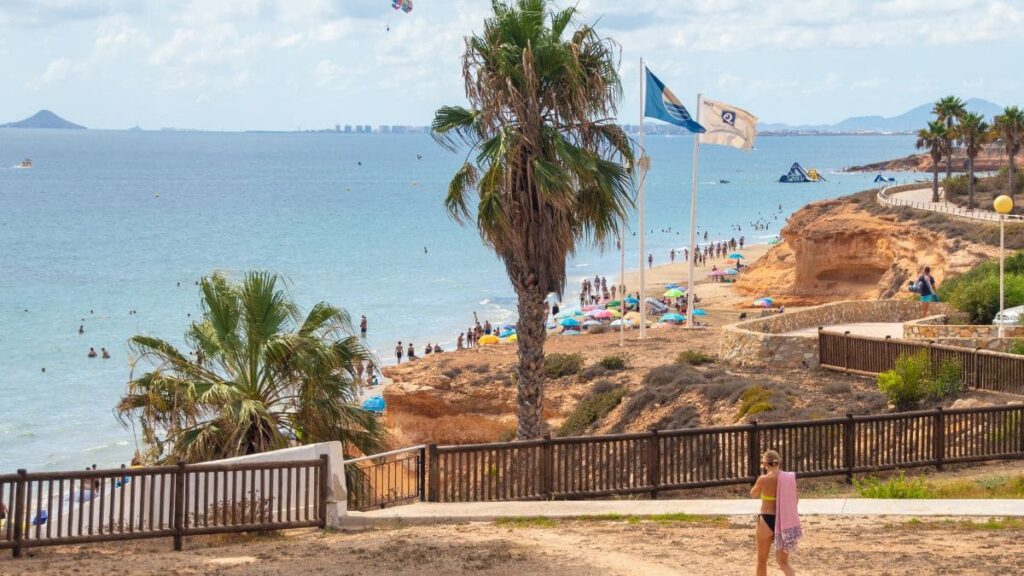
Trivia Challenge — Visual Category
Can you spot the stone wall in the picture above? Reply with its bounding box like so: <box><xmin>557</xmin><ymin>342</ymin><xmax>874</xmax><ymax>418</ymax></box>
<box><xmin>720</xmin><ymin>300</ymin><xmax>953</xmax><ymax>369</ymax></box>
<box><xmin>903</xmin><ymin>315</ymin><xmax>1023</xmax><ymax>352</ymax></box>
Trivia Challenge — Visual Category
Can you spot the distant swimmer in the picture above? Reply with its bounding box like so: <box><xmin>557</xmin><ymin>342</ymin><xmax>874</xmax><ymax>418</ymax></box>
<box><xmin>101</xmin><ymin>347</ymin><xmax>110</xmax><ymax>359</ymax></box>
<box><xmin>424</xmin><ymin>247</ymin><xmax>428</xmax><ymax>254</ymax></box>
<box><xmin>78</xmin><ymin>325</ymin><xmax>84</xmax><ymax>335</ymax></box>
<box><xmin>416</xmin><ymin>154</ymin><xmax>422</xmax><ymax>160</ymax></box>
<box><xmin>357</xmin><ymin>161</ymin><xmax>362</xmax><ymax>166</ymax></box>
<box><xmin>88</xmin><ymin>347</ymin><xmax>98</xmax><ymax>358</ymax></box>
<box><xmin>41</xmin><ymin>367</ymin><xmax>45</xmax><ymax>373</ymax></box>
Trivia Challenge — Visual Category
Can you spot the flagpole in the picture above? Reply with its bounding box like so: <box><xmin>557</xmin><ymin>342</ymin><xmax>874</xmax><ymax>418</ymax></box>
<box><xmin>619</xmin><ymin>227</ymin><xmax>625</xmax><ymax>347</ymax></box>
<box><xmin>686</xmin><ymin>94</ymin><xmax>702</xmax><ymax>329</ymax></box>
<box><xmin>638</xmin><ymin>57</ymin><xmax>647</xmax><ymax>339</ymax></box>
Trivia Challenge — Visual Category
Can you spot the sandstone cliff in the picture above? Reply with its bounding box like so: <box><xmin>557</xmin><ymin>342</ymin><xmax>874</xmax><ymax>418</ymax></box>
<box><xmin>848</xmin><ymin>145</ymin><xmax>1022</xmax><ymax>173</ymax></box>
<box><xmin>734</xmin><ymin>197</ymin><xmax>995</xmax><ymax>305</ymax></box>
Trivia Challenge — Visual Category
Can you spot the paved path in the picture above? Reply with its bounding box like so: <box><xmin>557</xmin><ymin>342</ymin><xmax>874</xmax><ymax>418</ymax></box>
<box><xmin>341</xmin><ymin>498</ymin><xmax>1024</xmax><ymax>528</ymax></box>
<box><xmin>783</xmin><ymin>322</ymin><xmax>904</xmax><ymax>339</ymax></box>
<box><xmin>883</xmin><ymin>185</ymin><xmax>1021</xmax><ymax>223</ymax></box>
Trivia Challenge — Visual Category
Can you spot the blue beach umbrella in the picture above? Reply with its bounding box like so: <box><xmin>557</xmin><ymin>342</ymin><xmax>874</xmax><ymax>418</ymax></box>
<box><xmin>582</xmin><ymin>319</ymin><xmax>602</xmax><ymax>327</ymax></box>
<box><xmin>691</xmin><ymin>309</ymin><xmax>708</xmax><ymax>316</ymax></box>
<box><xmin>362</xmin><ymin>396</ymin><xmax>386</xmax><ymax>413</ymax></box>
<box><xmin>555</xmin><ymin>308</ymin><xmax>581</xmax><ymax>319</ymax></box>
<box><xmin>728</xmin><ymin>252</ymin><xmax>744</xmax><ymax>259</ymax></box>
<box><xmin>725</xmin><ymin>268</ymin><xmax>739</xmax><ymax>275</ymax></box>
<box><xmin>665</xmin><ymin>283</ymin><xmax>680</xmax><ymax>289</ymax></box>
<box><xmin>561</xmin><ymin>330</ymin><xmax>580</xmax><ymax>336</ymax></box>
<box><xmin>499</xmin><ymin>329</ymin><xmax>516</xmax><ymax>338</ymax></box>
<box><xmin>624</xmin><ymin>297</ymin><xmax>640</xmax><ymax>305</ymax></box>
<box><xmin>610</xmin><ymin>319</ymin><xmax>633</xmax><ymax>328</ymax></box>
<box><xmin>660</xmin><ymin>312</ymin><xmax>686</xmax><ymax>323</ymax></box>
<box><xmin>560</xmin><ymin>318</ymin><xmax>581</xmax><ymax>327</ymax></box>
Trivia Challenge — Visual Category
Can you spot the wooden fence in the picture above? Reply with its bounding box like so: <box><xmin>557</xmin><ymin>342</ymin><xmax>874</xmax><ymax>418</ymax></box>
<box><xmin>345</xmin><ymin>446</ymin><xmax>425</xmax><ymax>511</ymax></box>
<box><xmin>0</xmin><ymin>457</ymin><xmax>327</xmax><ymax>557</ymax></box>
<box><xmin>422</xmin><ymin>404</ymin><xmax>1024</xmax><ymax>503</ymax></box>
<box><xmin>818</xmin><ymin>329</ymin><xmax>1024</xmax><ymax>394</ymax></box>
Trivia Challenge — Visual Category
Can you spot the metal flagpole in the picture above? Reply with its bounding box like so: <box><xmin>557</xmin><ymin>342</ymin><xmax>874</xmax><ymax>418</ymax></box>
<box><xmin>686</xmin><ymin>94</ymin><xmax>702</xmax><ymax>328</ymax></box>
<box><xmin>638</xmin><ymin>57</ymin><xmax>647</xmax><ymax>339</ymax></box>
<box><xmin>619</xmin><ymin>227</ymin><xmax>625</xmax><ymax>347</ymax></box>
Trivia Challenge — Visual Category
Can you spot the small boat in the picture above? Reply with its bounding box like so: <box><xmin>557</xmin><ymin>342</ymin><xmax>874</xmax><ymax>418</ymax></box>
<box><xmin>19</xmin><ymin>158</ymin><xmax>32</xmax><ymax>169</ymax></box>
<box><xmin>719</xmin><ymin>179</ymin><xmax>730</xmax><ymax>184</ymax></box>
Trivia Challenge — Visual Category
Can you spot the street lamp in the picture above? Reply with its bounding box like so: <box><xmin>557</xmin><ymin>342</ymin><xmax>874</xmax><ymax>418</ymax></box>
<box><xmin>994</xmin><ymin>195</ymin><xmax>1014</xmax><ymax>338</ymax></box>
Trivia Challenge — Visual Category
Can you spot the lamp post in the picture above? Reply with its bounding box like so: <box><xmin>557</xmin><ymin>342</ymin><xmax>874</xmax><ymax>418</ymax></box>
<box><xmin>994</xmin><ymin>195</ymin><xmax>1014</xmax><ymax>338</ymax></box>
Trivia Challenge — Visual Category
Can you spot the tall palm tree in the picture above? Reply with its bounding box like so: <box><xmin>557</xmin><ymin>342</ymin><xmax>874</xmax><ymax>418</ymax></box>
<box><xmin>933</xmin><ymin>96</ymin><xmax>966</xmax><ymax>183</ymax></box>
<box><xmin>958</xmin><ymin>112</ymin><xmax>992</xmax><ymax>209</ymax></box>
<box><xmin>116</xmin><ymin>271</ymin><xmax>385</xmax><ymax>463</ymax></box>
<box><xmin>992</xmin><ymin>106</ymin><xmax>1024</xmax><ymax>197</ymax></box>
<box><xmin>916</xmin><ymin>120</ymin><xmax>947</xmax><ymax>202</ymax></box>
<box><xmin>432</xmin><ymin>0</ymin><xmax>633</xmax><ymax>438</ymax></box>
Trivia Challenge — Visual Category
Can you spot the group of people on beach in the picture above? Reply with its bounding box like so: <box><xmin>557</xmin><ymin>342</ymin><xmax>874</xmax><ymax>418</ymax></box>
<box><xmin>394</xmin><ymin>340</ymin><xmax>444</xmax><ymax>363</ymax></box>
<box><xmin>580</xmin><ymin>275</ymin><xmax>626</xmax><ymax>307</ymax></box>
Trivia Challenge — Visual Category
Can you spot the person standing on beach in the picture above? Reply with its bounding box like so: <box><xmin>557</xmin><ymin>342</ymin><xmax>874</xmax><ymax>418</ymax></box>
<box><xmin>360</xmin><ymin>315</ymin><xmax>367</xmax><ymax>337</ymax></box>
<box><xmin>395</xmin><ymin>341</ymin><xmax>403</xmax><ymax>364</ymax></box>
<box><xmin>917</xmin><ymin>266</ymin><xmax>939</xmax><ymax>316</ymax></box>
<box><xmin>457</xmin><ymin>332</ymin><xmax>464</xmax><ymax>349</ymax></box>
<box><xmin>407</xmin><ymin>342</ymin><xmax>417</xmax><ymax>360</ymax></box>
<box><xmin>483</xmin><ymin>320</ymin><xmax>492</xmax><ymax>335</ymax></box>
<box><xmin>670</xmin><ymin>249</ymin><xmax>676</xmax><ymax>263</ymax></box>
<box><xmin>750</xmin><ymin>450</ymin><xmax>799</xmax><ymax>576</ymax></box>
<box><xmin>648</xmin><ymin>253</ymin><xmax>653</xmax><ymax>269</ymax></box>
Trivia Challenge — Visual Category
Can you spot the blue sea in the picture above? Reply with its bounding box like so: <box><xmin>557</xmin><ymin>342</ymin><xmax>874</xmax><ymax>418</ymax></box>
<box><xmin>0</xmin><ymin>129</ymin><xmax>917</xmax><ymax>471</ymax></box>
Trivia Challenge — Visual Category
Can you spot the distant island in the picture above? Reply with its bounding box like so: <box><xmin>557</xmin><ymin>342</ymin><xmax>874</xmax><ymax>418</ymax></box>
<box><xmin>1</xmin><ymin>109</ymin><xmax>86</xmax><ymax>129</ymax></box>
<box><xmin>757</xmin><ymin>97</ymin><xmax>1002</xmax><ymax>135</ymax></box>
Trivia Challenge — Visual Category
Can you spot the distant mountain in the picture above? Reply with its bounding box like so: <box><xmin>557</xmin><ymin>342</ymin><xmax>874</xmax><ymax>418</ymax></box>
<box><xmin>1</xmin><ymin>110</ymin><xmax>86</xmax><ymax>129</ymax></box>
<box><xmin>759</xmin><ymin>98</ymin><xmax>1003</xmax><ymax>134</ymax></box>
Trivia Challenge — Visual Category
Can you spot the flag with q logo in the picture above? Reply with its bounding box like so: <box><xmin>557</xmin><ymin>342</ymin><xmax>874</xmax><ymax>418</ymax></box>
<box><xmin>699</xmin><ymin>99</ymin><xmax>758</xmax><ymax>150</ymax></box>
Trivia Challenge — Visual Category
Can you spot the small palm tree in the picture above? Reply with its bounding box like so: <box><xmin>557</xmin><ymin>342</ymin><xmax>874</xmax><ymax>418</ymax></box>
<box><xmin>116</xmin><ymin>271</ymin><xmax>385</xmax><ymax>463</ymax></box>
<box><xmin>432</xmin><ymin>0</ymin><xmax>633</xmax><ymax>438</ymax></box>
<box><xmin>916</xmin><ymin>120</ymin><xmax>947</xmax><ymax>202</ymax></box>
<box><xmin>992</xmin><ymin>106</ymin><xmax>1024</xmax><ymax>197</ymax></box>
<box><xmin>958</xmin><ymin>112</ymin><xmax>992</xmax><ymax>209</ymax></box>
<box><xmin>933</xmin><ymin>96</ymin><xmax>966</xmax><ymax>182</ymax></box>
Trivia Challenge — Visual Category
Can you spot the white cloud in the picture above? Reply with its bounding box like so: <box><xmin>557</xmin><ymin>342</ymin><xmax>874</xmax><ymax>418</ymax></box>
<box><xmin>313</xmin><ymin>59</ymin><xmax>343</xmax><ymax>87</ymax></box>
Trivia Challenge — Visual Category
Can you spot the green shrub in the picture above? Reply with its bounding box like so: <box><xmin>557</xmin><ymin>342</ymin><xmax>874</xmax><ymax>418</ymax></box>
<box><xmin>544</xmin><ymin>353</ymin><xmax>583</xmax><ymax>378</ymax></box>
<box><xmin>598</xmin><ymin>354</ymin><xmax>627</xmax><ymax>370</ymax></box>
<box><xmin>927</xmin><ymin>359</ymin><xmax>963</xmax><ymax>400</ymax></box>
<box><xmin>877</xmin><ymin>351</ymin><xmax>930</xmax><ymax>410</ymax></box>
<box><xmin>556</xmin><ymin>384</ymin><xmax>626</xmax><ymax>437</ymax></box>
<box><xmin>734</xmin><ymin>385</ymin><xmax>774</xmax><ymax>422</ymax></box>
<box><xmin>1010</xmin><ymin>340</ymin><xmax>1024</xmax><ymax>355</ymax></box>
<box><xmin>942</xmin><ymin>175</ymin><xmax>970</xmax><ymax>197</ymax></box>
<box><xmin>676</xmin><ymin>350</ymin><xmax>714</xmax><ymax>366</ymax></box>
<box><xmin>938</xmin><ymin>252</ymin><xmax>1024</xmax><ymax>324</ymax></box>
<box><xmin>855</xmin><ymin>472</ymin><xmax>932</xmax><ymax>499</ymax></box>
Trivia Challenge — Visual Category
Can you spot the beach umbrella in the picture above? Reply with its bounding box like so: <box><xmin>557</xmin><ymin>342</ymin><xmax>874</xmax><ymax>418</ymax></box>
<box><xmin>606</xmin><ymin>299</ymin><xmax>621</xmax><ymax>308</ymax></box>
<box><xmin>593</xmin><ymin>310</ymin><xmax>615</xmax><ymax>319</ymax></box>
<box><xmin>624</xmin><ymin>311</ymin><xmax>642</xmax><ymax>323</ymax></box>
<box><xmin>665</xmin><ymin>283</ymin><xmax>680</xmax><ymax>289</ymax></box>
<box><xmin>624</xmin><ymin>297</ymin><xmax>640</xmax><ymax>305</ymax></box>
<box><xmin>582</xmin><ymin>304</ymin><xmax>602</xmax><ymax>311</ymax></box>
<box><xmin>691</xmin><ymin>309</ymin><xmax>708</xmax><ymax>316</ymax></box>
<box><xmin>582</xmin><ymin>319</ymin><xmax>602</xmax><ymax>327</ymax></box>
<box><xmin>728</xmin><ymin>252</ymin><xmax>744</xmax><ymax>259</ymax></box>
<box><xmin>768</xmin><ymin>238</ymin><xmax>781</xmax><ymax>245</ymax></box>
<box><xmin>610</xmin><ymin>319</ymin><xmax>634</xmax><ymax>328</ymax></box>
<box><xmin>362</xmin><ymin>396</ymin><xmax>386</xmax><ymax>413</ymax></box>
<box><xmin>499</xmin><ymin>329</ymin><xmax>516</xmax><ymax>338</ymax></box>
<box><xmin>584</xmin><ymin>308</ymin><xmax>603</xmax><ymax>318</ymax></box>
<box><xmin>478</xmin><ymin>334</ymin><xmax>500</xmax><ymax>345</ymax></box>
<box><xmin>560</xmin><ymin>318</ymin><xmax>581</xmax><ymax>327</ymax></box>
<box><xmin>754</xmin><ymin>297</ymin><xmax>774</xmax><ymax>307</ymax></box>
<box><xmin>507</xmin><ymin>333</ymin><xmax>518</xmax><ymax>342</ymax></box>
<box><xmin>663</xmin><ymin>288</ymin><xmax>685</xmax><ymax>298</ymax></box>
<box><xmin>660</xmin><ymin>312</ymin><xmax>686</xmax><ymax>323</ymax></box>
<box><xmin>707</xmin><ymin>270</ymin><xmax>727</xmax><ymax>277</ymax></box>
<box><xmin>498</xmin><ymin>324</ymin><xmax>516</xmax><ymax>332</ymax></box>
<box><xmin>725</xmin><ymin>268</ymin><xmax>739</xmax><ymax>275</ymax></box>
<box><xmin>554</xmin><ymin>308</ymin><xmax>580</xmax><ymax>319</ymax></box>
<box><xmin>560</xmin><ymin>330</ymin><xmax>580</xmax><ymax>336</ymax></box>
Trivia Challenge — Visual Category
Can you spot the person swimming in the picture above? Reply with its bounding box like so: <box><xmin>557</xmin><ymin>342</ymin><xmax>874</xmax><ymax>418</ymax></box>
<box><xmin>101</xmin><ymin>348</ymin><xmax>110</xmax><ymax>359</ymax></box>
<box><xmin>87</xmin><ymin>347</ymin><xmax>97</xmax><ymax>358</ymax></box>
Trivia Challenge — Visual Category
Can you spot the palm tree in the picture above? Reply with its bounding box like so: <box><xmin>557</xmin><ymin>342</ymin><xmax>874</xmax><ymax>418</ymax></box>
<box><xmin>958</xmin><ymin>112</ymin><xmax>992</xmax><ymax>209</ymax></box>
<box><xmin>116</xmin><ymin>271</ymin><xmax>385</xmax><ymax>464</ymax></box>
<box><xmin>916</xmin><ymin>120</ymin><xmax>947</xmax><ymax>202</ymax></box>
<box><xmin>933</xmin><ymin>96</ymin><xmax>966</xmax><ymax>183</ymax></box>
<box><xmin>432</xmin><ymin>0</ymin><xmax>633</xmax><ymax>438</ymax></box>
<box><xmin>992</xmin><ymin>106</ymin><xmax>1024</xmax><ymax>197</ymax></box>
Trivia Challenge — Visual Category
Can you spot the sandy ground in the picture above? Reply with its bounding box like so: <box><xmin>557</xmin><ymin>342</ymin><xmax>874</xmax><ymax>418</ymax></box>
<box><xmin>4</xmin><ymin>513</ymin><xmax>1022</xmax><ymax>576</ymax></box>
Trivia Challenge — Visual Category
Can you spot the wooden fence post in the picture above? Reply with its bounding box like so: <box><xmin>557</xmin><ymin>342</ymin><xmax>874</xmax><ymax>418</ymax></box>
<box><xmin>747</xmin><ymin>421</ymin><xmax>760</xmax><ymax>481</ymax></box>
<box><xmin>934</xmin><ymin>408</ymin><xmax>945</xmax><ymax>471</ymax></box>
<box><xmin>647</xmin><ymin>429</ymin><xmax>660</xmax><ymax>499</ymax></box>
<box><xmin>173</xmin><ymin>462</ymin><xmax>185</xmax><ymax>551</ymax></box>
<box><xmin>843</xmin><ymin>331</ymin><xmax>852</xmax><ymax>373</ymax></box>
<box><xmin>12</xmin><ymin>469</ymin><xmax>26</xmax><ymax>558</ymax></box>
<box><xmin>541</xmin><ymin>435</ymin><xmax>553</xmax><ymax>499</ymax></box>
<box><xmin>417</xmin><ymin>446</ymin><xmax>427</xmax><ymax>502</ymax></box>
<box><xmin>843</xmin><ymin>414</ymin><xmax>855</xmax><ymax>483</ymax></box>
<box><xmin>427</xmin><ymin>444</ymin><xmax>439</xmax><ymax>502</ymax></box>
<box><xmin>318</xmin><ymin>455</ymin><xmax>329</xmax><ymax>528</ymax></box>
<box><xmin>972</xmin><ymin>348</ymin><xmax>981</xmax><ymax>389</ymax></box>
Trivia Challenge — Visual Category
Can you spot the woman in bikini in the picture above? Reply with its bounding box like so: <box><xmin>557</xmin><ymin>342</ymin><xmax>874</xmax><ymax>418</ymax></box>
<box><xmin>750</xmin><ymin>449</ymin><xmax>796</xmax><ymax>576</ymax></box>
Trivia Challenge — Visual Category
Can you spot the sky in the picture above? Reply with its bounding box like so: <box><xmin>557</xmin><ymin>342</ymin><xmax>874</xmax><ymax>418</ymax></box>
<box><xmin>1</xmin><ymin>0</ymin><xmax>1022</xmax><ymax>131</ymax></box>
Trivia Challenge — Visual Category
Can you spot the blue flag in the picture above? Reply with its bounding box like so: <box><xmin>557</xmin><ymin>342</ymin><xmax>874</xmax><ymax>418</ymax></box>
<box><xmin>644</xmin><ymin>68</ymin><xmax>705</xmax><ymax>133</ymax></box>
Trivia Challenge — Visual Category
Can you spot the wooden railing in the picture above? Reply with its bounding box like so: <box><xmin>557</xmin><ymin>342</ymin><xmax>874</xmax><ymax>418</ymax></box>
<box><xmin>0</xmin><ymin>457</ymin><xmax>327</xmax><ymax>557</ymax></box>
<box><xmin>420</xmin><ymin>404</ymin><xmax>1024</xmax><ymax>503</ymax></box>
<box><xmin>818</xmin><ymin>329</ymin><xmax>1024</xmax><ymax>394</ymax></box>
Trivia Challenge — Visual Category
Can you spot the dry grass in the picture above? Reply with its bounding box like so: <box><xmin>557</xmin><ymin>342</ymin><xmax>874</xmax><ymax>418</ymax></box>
<box><xmin>386</xmin><ymin>411</ymin><xmax>514</xmax><ymax>445</ymax></box>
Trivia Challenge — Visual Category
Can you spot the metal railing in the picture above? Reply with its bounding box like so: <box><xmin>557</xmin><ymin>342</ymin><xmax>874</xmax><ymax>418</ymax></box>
<box><xmin>877</xmin><ymin>184</ymin><xmax>1024</xmax><ymax>223</ymax></box>
<box><xmin>0</xmin><ymin>457</ymin><xmax>327</xmax><ymax>557</ymax></box>
<box><xmin>344</xmin><ymin>446</ymin><xmax>425</xmax><ymax>511</ymax></box>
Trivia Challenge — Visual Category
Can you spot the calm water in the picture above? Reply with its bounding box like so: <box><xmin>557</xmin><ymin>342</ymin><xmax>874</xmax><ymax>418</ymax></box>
<box><xmin>0</xmin><ymin>129</ymin><xmax>917</xmax><ymax>471</ymax></box>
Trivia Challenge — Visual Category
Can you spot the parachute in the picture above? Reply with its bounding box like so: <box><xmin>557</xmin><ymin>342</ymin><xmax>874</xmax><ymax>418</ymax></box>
<box><xmin>392</xmin><ymin>0</ymin><xmax>413</xmax><ymax>13</ymax></box>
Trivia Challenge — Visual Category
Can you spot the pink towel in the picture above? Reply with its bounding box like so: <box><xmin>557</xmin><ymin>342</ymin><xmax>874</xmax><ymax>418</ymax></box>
<box><xmin>774</xmin><ymin>471</ymin><xmax>802</xmax><ymax>552</ymax></box>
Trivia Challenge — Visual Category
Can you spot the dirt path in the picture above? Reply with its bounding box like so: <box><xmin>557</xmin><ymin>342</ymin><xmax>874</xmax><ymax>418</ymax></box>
<box><xmin>4</xmin><ymin>515</ymin><xmax>1023</xmax><ymax>575</ymax></box>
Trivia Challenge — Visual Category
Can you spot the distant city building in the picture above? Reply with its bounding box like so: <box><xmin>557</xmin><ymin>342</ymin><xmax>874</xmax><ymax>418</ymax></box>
<box><xmin>344</xmin><ymin>125</ymin><xmax>353</xmax><ymax>133</ymax></box>
<box><xmin>335</xmin><ymin>124</ymin><xmax>341</xmax><ymax>132</ymax></box>
<box><xmin>379</xmin><ymin>125</ymin><xmax>391</xmax><ymax>134</ymax></box>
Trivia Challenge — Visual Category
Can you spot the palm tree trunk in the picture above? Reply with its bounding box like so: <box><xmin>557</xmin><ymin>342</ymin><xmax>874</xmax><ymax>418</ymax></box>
<box><xmin>513</xmin><ymin>285</ymin><xmax>548</xmax><ymax>439</ymax></box>
<box><xmin>932</xmin><ymin>158</ymin><xmax>940</xmax><ymax>203</ymax></box>
<box><xmin>946</xmin><ymin>139</ymin><xmax>953</xmax><ymax>184</ymax></box>
<box><xmin>968</xmin><ymin>158</ymin><xmax>975</xmax><ymax>209</ymax></box>
<box><xmin>1011</xmin><ymin>155</ymin><xmax>1017</xmax><ymax>198</ymax></box>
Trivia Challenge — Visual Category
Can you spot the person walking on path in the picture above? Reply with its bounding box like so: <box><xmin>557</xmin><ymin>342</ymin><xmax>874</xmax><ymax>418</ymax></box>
<box><xmin>751</xmin><ymin>450</ymin><xmax>800</xmax><ymax>576</ymax></box>
<box><xmin>917</xmin><ymin>266</ymin><xmax>939</xmax><ymax>317</ymax></box>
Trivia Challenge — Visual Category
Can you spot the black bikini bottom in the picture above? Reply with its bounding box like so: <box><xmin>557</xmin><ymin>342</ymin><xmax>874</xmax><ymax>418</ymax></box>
<box><xmin>760</xmin><ymin>514</ymin><xmax>776</xmax><ymax>533</ymax></box>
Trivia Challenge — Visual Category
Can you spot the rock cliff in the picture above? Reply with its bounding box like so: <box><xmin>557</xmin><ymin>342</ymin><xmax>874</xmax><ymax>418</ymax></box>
<box><xmin>848</xmin><ymin>145</ymin><xmax>1021</xmax><ymax>173</ymax></box>
<box><xmin>734</xmin><ymin>197</ymin><xmax>995</xmax><ymax>305</ymax></box>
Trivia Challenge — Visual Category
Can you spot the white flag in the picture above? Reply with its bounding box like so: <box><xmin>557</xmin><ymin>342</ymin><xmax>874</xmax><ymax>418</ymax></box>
<box><xmin>699</xmin><ymin>99</ymin><xmax>758</xmax><ymax>150</ymax></box>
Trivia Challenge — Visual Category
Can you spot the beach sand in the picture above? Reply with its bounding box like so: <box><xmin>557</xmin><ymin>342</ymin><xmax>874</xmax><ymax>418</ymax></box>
<box><xmin>5</xmin><ymin>512</ymin><xmax>1022</xmax><ymax>575</ymax></box>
